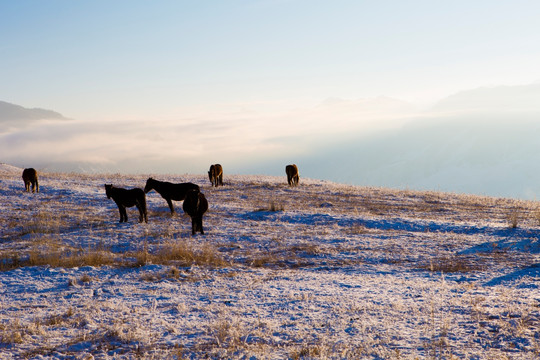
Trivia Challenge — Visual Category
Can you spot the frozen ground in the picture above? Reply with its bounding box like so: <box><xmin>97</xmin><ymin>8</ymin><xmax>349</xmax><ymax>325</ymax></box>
<box><xmin>0</xmin><ymin>164</ymin><xmax>539</xmax><ymax>359</ymax></box>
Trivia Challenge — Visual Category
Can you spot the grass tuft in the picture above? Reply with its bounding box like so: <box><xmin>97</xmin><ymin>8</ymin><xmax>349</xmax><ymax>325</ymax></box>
<box><xmin>153</xmin><ymin>241</ymin><xmax>229</xmax><ymax>267</ymax></box>
<box><xmin>256</xmin><ymin>200</ymin><xmax>284</xmax><ymax>212</ymax></box>
<box><xmin>422</xmin><ymin>255</ymin><xmax>483</xmax><ymax>273</ymax></box>
<box><xmin>0</xmin><ymin>249</ymin><xmax>115</xmax><ymax>271</ymax></box>
<box><xmin>508</xmin><ymin>210</ymin><xmax>519</xmax><ymax>229</ymax></box>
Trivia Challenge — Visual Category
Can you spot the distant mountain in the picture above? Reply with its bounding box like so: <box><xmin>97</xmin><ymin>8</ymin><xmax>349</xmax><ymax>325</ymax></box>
<box><xmin>0</xmin><ymin>101</ymin><xmax>68</xmax><ymax>128</ymax></box>
<box><xmin>298</xmin><ymin>83</ymin><xmax>540</xmax><ymax>200</ymax></box>
<box><xmin>300</xmin><ymin>114</ymin><xmax>540</xmax><ymax>200</ymax></box>
<box><xmin>430</xmin><ymin>83</ymin><xmax>540</xmax><ymax>114</ymax></box>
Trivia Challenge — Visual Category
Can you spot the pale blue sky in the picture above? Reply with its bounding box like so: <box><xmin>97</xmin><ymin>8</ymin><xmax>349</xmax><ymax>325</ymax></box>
<box><xmin>3</xmin><ymin>1</ymin><xmax>540</xmax><ymax>199</ymax></box>
<box><xmin>3</xmin><ymin>0</ymin><xmax>540</xmax><ymax>119</ymax></box>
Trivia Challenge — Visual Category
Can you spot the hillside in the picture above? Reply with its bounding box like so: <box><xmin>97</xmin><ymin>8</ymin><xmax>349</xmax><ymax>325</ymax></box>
<box><xmin>0</xmin><ymin>168</ymin><xmax>539</xmax><ymax>359</ymax></box>
<box><xmin>0</xmin><ymin>101</ymin><xmax>68</xmax><ymax>126</ymax></box>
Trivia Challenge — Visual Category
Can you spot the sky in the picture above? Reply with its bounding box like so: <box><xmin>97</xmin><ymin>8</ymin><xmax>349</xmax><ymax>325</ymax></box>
<box><xmin>2</xmin><ymin>1</ymin><xmax>540</xmax><ymax>198</ymax></box>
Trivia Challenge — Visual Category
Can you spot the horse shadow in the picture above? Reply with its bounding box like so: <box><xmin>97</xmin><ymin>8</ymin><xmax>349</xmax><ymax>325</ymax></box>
<box><xmin>483</xmin><ymin>263</ymin><xmax>540</xmax><ymax>287</ymax></box>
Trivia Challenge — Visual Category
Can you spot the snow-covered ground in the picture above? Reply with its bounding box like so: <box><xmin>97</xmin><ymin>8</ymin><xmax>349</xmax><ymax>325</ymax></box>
<box><xmin>1</xmin><ymin>164</ymin><xmax>539</xmax><ymax>359</ymax></box>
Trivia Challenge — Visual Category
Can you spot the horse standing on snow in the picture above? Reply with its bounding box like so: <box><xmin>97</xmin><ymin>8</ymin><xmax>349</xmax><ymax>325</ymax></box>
<box><xmin>183</xmin><ymin>189</ymin><xmax>208</xmax><ymax>235</ymax></box>
<box><xmin>285</xmin><ymin>164</ymin><xmax>299</xmax><ymax>186</ymax></box>
<box><xmin>22</xmin><ymin>168</ymin><xmax>39</xmax><ymax>193</ymax></box>
<box><xmin>208</xmin><ymin>164</ymin><xmax>223</xmax><ymax>187</ymax></box>
<box><xmin>144</xmin><ymin>178</ymin><xmax>200</xmax><ymax>214</ymax></box>
<box><xmin>104</xmin><ymin>184</ymin><xmax>148</xmax><ymax>223</ymax></box>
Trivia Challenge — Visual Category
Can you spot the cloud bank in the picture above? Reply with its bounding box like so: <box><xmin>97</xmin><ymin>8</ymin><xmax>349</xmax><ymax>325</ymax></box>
<box><xmin>0</xmin><ymin>97</ymin><xmax>414</xmax><ymax>175</ymax></box>
<box><xmin>2</xmin><ymin>84</ymin><xmax>540</xmax><ymax>199</ymax></box>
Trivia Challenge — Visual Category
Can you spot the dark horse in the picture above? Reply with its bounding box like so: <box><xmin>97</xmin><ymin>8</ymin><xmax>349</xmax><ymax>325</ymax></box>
<box><xmin>105</xmin><ymin>184</ymin><xmax>148</xmax><ymax>223</ymax></box>
<box><xmin>285</xmin><ymin>164</ymin><xmax>299</xmax><ymax>186</ymax></box>
<box><xmin>183</xmin><ymin>189</ymin><xmax>208</xmax><ymax>235</ymax></box>
<box><xmin>144</xmin><ymin>178</ymin><xmax>200</xmax><ymax>214</ymax></box>
<box><xmin>208</xmin><ymin>164</ymin><xmax>223</xmax><ymax>187</ymax></box>
<box><xmin>22</xmin><ymin>168</ymin><xmax>39</xmax><ymax>193</ymax></box>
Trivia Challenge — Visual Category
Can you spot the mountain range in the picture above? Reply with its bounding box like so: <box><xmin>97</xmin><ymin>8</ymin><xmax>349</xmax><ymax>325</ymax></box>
<box><xmin>0</xmin><ymin>100</ymin><xmax>68</xmax><ymax>130</ymax></box>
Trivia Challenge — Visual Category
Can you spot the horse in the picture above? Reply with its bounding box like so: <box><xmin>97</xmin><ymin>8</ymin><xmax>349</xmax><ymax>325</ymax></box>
<box><xmin>22</xmin><ymin>168</ymin><xmax>39</xmax><ymax>193</ymax></box>
<box><xmin>208</xmin><ymin>164</ymin><xmax>223</xmax><ymax>187</ymax></box>
<box><xmin>104</xmin><ymin>184</ymin><xmax>148</xmax><ymax>223</ymax></box>
<box><xmin>182</xmin><ymin>189</ymin><xmax>208</xmax><ymax>235</ymax></box>
<box><xmin>144</xmin><ymin>178</ymin><xmax>200</xmax><ymax>214</ymax></box>
<box><xmin>285</xmin><ymin>164</ymin><xmax>299</xmax><ymax>186</ymax></box>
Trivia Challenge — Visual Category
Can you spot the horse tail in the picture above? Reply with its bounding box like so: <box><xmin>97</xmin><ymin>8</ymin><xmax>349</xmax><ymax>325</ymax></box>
<box><xmin>140</xmin><ymin>192</ymin><xmax>147</xmax><ymax>211</ymax></box>
<box><xmin>138</xmin><ymin>190</ymin><xmax>148</xmax><ymax>219</ymax></box>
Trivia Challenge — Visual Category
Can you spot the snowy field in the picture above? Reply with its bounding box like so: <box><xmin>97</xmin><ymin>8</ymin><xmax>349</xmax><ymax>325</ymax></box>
<box><xmin>1</xmin><ymin>163</ymin><xmax>539</xmax><ymax>359</ymax></box>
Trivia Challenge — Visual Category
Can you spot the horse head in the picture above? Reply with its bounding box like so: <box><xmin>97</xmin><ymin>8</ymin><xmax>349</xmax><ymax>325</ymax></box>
<box><xmin>144</xmin><ymin>178</ymin><xmax>155</xmax><ymax>194</ymax></box>
<box><xmin>104</xmin><ymin>184</ymin><xmax>113</xmax><ymax>199</ymax></box>
<box><xmin>208</xmin><ymin>165</ymin><xmax>215</xmax><ymax>185</ymax></box>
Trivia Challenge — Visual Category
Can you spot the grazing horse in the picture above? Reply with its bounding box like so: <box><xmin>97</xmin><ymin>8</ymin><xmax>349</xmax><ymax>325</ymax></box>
<box><xmin>144</xmin><ymin>178</ymin><xmax>200</xmax><ymax>214</ymax></box>
<box><xmin>285</xmin><ymin>164</ymin><xmax>299</xmax><ymax>186</ymax></box>
<box><xmin>183</xmin><ymin>189</ymin><xmax>208</xmax><ymax>235</ymax></box>
<box><xmin>208</xmin><ymin>164</ymin><xmax>223</xmax><ymax>187</ymax></box>
<box><xmin>104</xmin><ymin>184</ymin><xmax>148</xmax><ymax>223</ymax></box>
<box><xmin>22</xmin><ymin>168</ymin><xmax>39</xmax><ymax>193</ymax></box>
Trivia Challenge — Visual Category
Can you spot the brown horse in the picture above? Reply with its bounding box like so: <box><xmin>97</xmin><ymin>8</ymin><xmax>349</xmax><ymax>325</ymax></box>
<box><xmin>208</xmin><ymin>164</ymin><xmax>223</xmax><ymax>187</ymax></box>
<box><xmin>183</xmin><ymin>189</ymin><xmax>208</xmax><ymax>235</ymax></box>
<box><xmin>22</xmin><ymin>168</ymin><xmax>39</xmax><ymax>193</ymax></box>
<box><xmin>144</xmin><ymin>178</ymin><xmax>200</xmax><ymax>214</ymax></box>
<box><xmin>285</xmin><ymin>164</ymin><xmax>299</xmax><ymax>186</ymax></box>
<box><xmin>105</xmin><ymin>184</ymin><xmax>148</xmax><ymax>223</ymax></box>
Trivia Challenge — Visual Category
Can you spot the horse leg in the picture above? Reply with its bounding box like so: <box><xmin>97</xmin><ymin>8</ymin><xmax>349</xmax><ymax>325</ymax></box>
<box><xmin>198</xmin><ymin>217</ymin><xmax>204</xmax><ymax>234</ymax></box>
<box><xmin>166</xmin><ymin>199</ymin><xmax>175</xmax><ymax>214</ymax></box>
<box><xmin>137</xmin><ymin>205</ymin><xmax>143</xmax><ymax>223</ymax></box>
<box><xmin>117</xmin><ymin>206</ymin><xmax>123</xmax><ymax>222</ymax></box>
<box><xmin>191</xmin><ymin>218</ymin><xmax>196</xmax><ymax>235</ymax></box>
<box><xmin>118</xmin><ymin>205</ymin><xmax>127</xmax><ymax>222</ymax></box>
<box><xmin>137</xmin><ymin>203</ymin><xmax>148</xmax><ymax>223</ymax></box>
<box><xmin>35</xmin><ymin>179</ymin><xmax>39</xmax><ymax>193</ymax></box>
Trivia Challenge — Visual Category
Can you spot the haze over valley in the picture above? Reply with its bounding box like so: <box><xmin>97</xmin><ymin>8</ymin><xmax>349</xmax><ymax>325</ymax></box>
<box><xmin>3</xmin><ymin>82</ymin><xmax>540</xmax><ymax>199</ymax></box>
